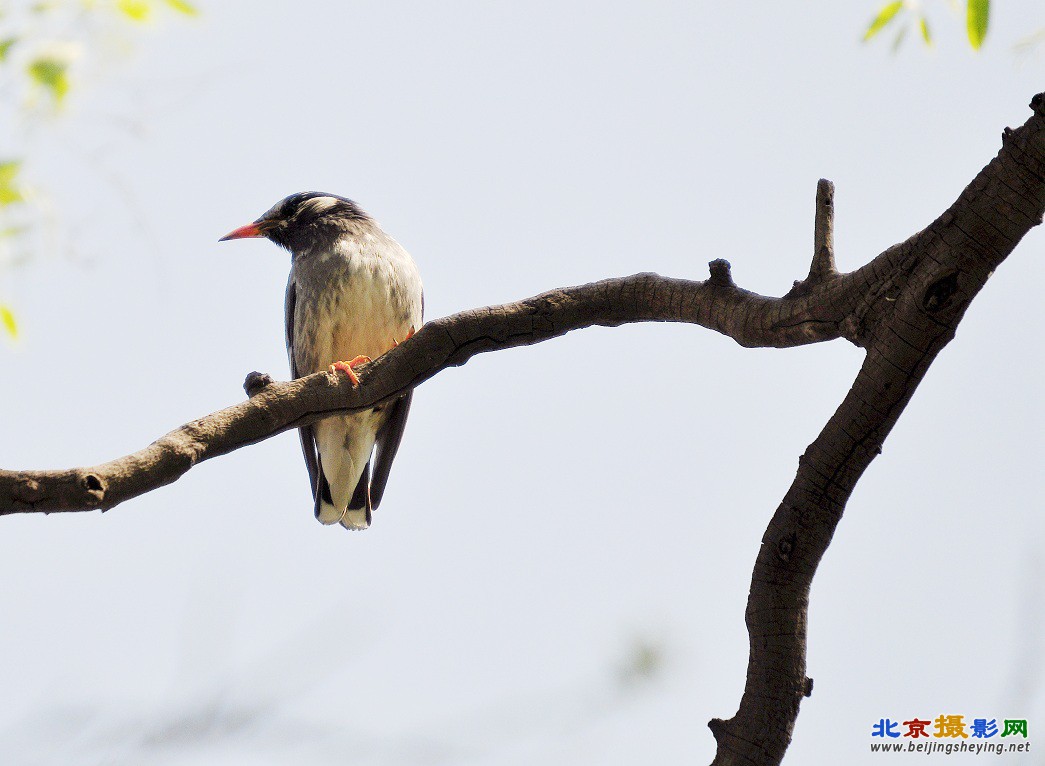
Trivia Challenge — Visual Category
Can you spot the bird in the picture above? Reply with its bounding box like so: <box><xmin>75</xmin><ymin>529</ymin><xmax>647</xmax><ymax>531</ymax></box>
<box><xmin>220</xmin><ymin>192</ymin><xmax>423</xmax><ymax>530</ymax></box>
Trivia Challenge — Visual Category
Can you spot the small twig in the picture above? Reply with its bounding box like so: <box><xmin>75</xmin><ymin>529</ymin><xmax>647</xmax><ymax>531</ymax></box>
<box><xmin>810</xmin><ymin>178</ymin><xmax>836</xmax><ymax>280</ymax></box>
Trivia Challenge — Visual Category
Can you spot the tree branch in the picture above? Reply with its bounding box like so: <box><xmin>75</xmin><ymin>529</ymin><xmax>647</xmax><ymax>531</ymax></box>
<box><xmin>0</xmin><ymin>263</ymin><xmax>882</xmax><ymax>514</ymax></box>
<box><xmin>2</xmin><ymin>93</ymin><xmax>1043</xmax><ymax>766</ymax></box>
<box><xmin>708</xmin><ymin>94</ymin><xmax>1045</xmax><ymax>765</ymax></box>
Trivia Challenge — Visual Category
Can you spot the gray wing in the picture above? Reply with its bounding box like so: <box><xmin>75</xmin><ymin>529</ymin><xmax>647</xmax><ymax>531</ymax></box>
<box><xmin>369</xmin><ymin>390</ymin><xmax>413</xmax><ymax>510</ymax></box>
<box><xmin>370</xmin><ymin>286</ymin><xmax>422</xmax><ymax>510</ymax></box>
<box><xmin>286</xmin><ymin>279</ymin><xmax>320</xmax><ymax>501</ymax></box>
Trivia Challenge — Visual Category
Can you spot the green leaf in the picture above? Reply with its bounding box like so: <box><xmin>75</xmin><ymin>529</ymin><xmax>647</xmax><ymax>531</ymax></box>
<box><xmin>967</xmin><ymin>0</ymin><xmax>989</xmax><ymax>49</ymax></box>
<box><xmin>0</xmin><ymin>37</ymin><xmax>17</xmax><ymax>61</ymax></box>
<box><xmin>27</xmin><ymin>56</ymin><xmax>70</xmax><ymax>102</ymax></box>
<box><xmin>162</xmin><ymin>0</ymin><xmax>199</xmax><ymax>16</ymax></box>
<box><xmin>0</xmin><ymin>305</ymin><xmax>17</xmax><ymax>340</ymax></box>
<box><xmin>863</xmin><ymin>1</ymin><xmax>905</xmax><ymax>42</ymax></box>
<box><xmin>117</xmin><ymin>0</ymin><xmax>152</xmax><ymax>22</ymax></box>
<box><xmin>919</xmin><ymin>16</ymin><xmax>932</xmax><ymax>46</ymax></box>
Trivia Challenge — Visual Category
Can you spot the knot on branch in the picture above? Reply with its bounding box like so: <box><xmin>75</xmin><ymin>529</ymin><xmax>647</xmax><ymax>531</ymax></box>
<box><xmin>777</xmin><ymin>531</ymin><xmax>797</xmax><ymax>562</ymax></box>
<box><xmin>243</xmin><ymin>371</ymin><xmax>274</xmax><ymax>398</ymax></box>
<box><xmin>1031</xmin><ymin>92</ymin><xmax>1045</xmax><ymax>116</ymax></box>
<box><xmin>921</xmin><ymin>272</ymin><xmax>960</xmax><ymax>314</ymax></box>
<box><xmin>707</xmin><ymin>259</ymin><xmax>734</xmax><ymax>287</ymax></box>
<box><xmin>708</xmin><ymin>717</ymin><xmax>728</xmax><ymax>740</ymax></box>
<box><xmin>80</xmin><ymin>472</ymin><xmax>105</xmax><ymax>504</ymax></box>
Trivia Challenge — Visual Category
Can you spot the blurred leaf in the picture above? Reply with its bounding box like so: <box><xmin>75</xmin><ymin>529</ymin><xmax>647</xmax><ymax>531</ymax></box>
<box><xmin>863</xmin><ymin>1</ymin><xmax>905</xmax><ymax>42</ymax></box>
<box><xmin>892</xmin><ymin>23</ymin><xmax>909</xmax><ymax>51</ymax></box>
<box><xmin>161</xmin><ymin>0</ymin><xmax>199</xmax><ymax>16</ymax></box>
<box><xmin>0</xmin><ymin>37</ymin><xmax>17</xmax><ymax>61</ymax></box>
<box><xmin>618</xmin><ymin>638</ymin><xmax>664</xmax><ymax>687</ymax></box>
<box><xmin>1013</xmin><ymin>28</ymin><xmax>1045</xmax><ymax>59</ymax></box>
<box><xmin>117</xmin><ymin>0</ymin><xmax>152</xmax><ymax>22</ymax></box>
<box><xmin>919</xmin><ymin>16</ymin><xmax>932</xmax><ymax>46</ymax></box>
<box><xmin>27</xmin><ymin>56</ymin><xmax>70</xmax><ymax>102</ymax></box>
<box><xmin>967</xmin><ymin>0</ymin><xmax>989</xmax><ymax>49</ymax></box>
<box><xmin>0</xmin><ymin>160</ymin><xmax>24</xmax><ymax>206</ymax></box>
<box><xmin>0</xmin><ymin>305</ymin><xmax>17</xmax><ymax>340</ymax></box>
<box><xmin>0</xmin><ymin>161</ymin><xmax>20</xmax><ymax>186</ymax></box>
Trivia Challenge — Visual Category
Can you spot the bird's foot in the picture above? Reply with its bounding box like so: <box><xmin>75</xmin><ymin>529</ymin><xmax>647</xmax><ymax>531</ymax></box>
<box><xmin>391</xmin><ymin>326</ymin><xmax>417</xmax><ymax>348</ymax></box>
<box><xmin>329</xmin><ymin>355</ymin><xmax>372</xmax><ymax>387</ymax></box>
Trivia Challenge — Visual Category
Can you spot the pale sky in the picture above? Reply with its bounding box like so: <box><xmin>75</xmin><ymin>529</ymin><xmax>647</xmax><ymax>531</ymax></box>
<box><xmin>1</xmin><ymin>2</ymin><xmax>1042</xmax><ymax>764</ymax></box>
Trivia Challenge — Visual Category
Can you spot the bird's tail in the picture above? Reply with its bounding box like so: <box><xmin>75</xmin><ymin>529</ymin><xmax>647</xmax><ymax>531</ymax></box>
<box><xmin>314</xmin><ymin>458</ymin><xmax>372</xmax><ymax>530</ymax></box>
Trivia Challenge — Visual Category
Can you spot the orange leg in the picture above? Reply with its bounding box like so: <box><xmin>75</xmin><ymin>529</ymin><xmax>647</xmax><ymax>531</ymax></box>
<box><xmin>390</xmin><ymin>325</ymin><xmax>417</xmax><ymax>349</ymax></box>
<box><xmin>328</xmin><ymin>355</ymin><xmax>372</xmax><ymax>387</ymax></box>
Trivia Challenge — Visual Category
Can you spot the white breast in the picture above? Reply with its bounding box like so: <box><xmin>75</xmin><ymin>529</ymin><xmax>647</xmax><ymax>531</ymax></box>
<box><xmin>297</xmin><ymin>229</ymin><xmax>423</xmax><ymax>374</ymax></box>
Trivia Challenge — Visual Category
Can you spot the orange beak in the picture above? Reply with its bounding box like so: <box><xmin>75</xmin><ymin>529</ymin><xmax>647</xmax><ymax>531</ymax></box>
<box><xmin>219</xmin><ymin>222</ymin><xmax>267</xmax><ymax>241</ymax></box>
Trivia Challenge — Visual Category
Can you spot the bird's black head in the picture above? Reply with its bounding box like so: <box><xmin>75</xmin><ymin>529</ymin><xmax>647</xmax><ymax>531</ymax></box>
<box><xmin>219</xmin><ymin>192</ymin><xmax>370</xmax><ymax>252</ymax></box>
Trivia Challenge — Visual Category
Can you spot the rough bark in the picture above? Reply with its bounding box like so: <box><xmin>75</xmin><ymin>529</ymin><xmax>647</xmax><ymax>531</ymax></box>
<box><xmin>2</xmin><ymin>94</ymin><xmax>1043</xmax><ymax>766</ymax></box>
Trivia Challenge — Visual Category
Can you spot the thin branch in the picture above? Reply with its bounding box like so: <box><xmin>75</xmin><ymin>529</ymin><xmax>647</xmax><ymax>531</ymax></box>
<box><xmin>1</xmin><ymin>93</ymin><xmax>1043</xmax><ymax>766</ymax></box>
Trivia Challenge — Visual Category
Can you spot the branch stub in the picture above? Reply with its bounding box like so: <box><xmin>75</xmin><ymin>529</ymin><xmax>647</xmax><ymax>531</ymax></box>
<box><xmin>707</xmin><ymin>259</ymin><xmax>734</xmax><ymax>287</ymax></box>
<box><xmin>243</xmin><ymin>371</ymin><xmax>274</xmax><ymax>398</ymax></box>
